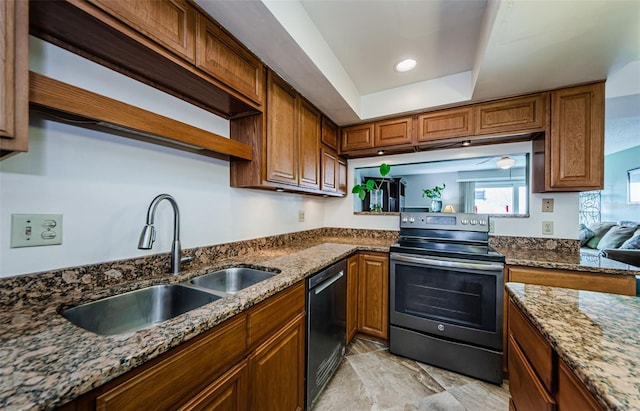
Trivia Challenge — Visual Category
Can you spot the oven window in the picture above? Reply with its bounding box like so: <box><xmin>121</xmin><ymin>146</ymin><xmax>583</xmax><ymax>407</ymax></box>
<box><xmin>394</xmin><ymin>263</ymin><xmax>497</xmax><ymax>331</ymax></box>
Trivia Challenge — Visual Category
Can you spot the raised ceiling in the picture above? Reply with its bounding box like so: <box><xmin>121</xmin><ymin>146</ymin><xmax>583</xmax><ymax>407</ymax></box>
<box><xmin>195</xmin><ymin>0</ymin><xmax>640</xmax><ymax>126</ymax></box>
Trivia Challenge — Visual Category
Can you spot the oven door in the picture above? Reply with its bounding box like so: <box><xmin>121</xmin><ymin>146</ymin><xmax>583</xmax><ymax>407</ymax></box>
<box><xmin>390</xmin><ymin>252</ymin><xmax>504</xmax><ymax>350</ymax></box>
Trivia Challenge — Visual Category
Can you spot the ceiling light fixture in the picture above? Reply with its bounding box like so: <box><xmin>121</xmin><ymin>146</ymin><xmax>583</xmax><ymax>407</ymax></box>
<box><xmin>395</xmin><ymin>58</ymin><xmax>416</xmax><ymax>72</ymax></box>
<box><xmin>496</xmin><ymin>156</ymin><xmax>516</xmax><ymax>169</ymax></box>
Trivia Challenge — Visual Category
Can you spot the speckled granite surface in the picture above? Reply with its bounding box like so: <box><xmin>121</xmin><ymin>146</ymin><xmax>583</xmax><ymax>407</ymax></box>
<box><xmin>490</xmin><ymin>235</ymin><xmax>580</xmax><ymax>253</ymax></box>
<box><xmin>506</xmin><ymin>283</ymin><xmax>640</xmax><ymax>410</ymax></box>
<box><xmin>0</xmin><ymin>232</ymin><xmax>394</xmax><ymax>411</ymax></box>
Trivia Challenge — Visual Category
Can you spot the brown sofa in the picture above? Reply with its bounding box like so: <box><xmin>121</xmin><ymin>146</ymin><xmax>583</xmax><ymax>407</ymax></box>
<box><xmin>580</xmin><ymin>221</ymin><xmax>640</xmax><ymax>267</ymax></box>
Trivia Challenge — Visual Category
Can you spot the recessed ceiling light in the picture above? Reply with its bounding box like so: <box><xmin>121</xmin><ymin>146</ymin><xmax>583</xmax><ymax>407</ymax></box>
<box><xmin>395</xmin><ymin>58</ymin><xmax>416</xmax><ymax>72</ymax></box>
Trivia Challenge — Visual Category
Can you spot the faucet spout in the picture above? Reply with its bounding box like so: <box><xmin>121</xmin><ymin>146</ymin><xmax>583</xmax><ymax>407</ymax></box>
<box><xmin>138</xmin><ymin>194</ymin><xmax>183</xmax><ymax>275</ymax></box>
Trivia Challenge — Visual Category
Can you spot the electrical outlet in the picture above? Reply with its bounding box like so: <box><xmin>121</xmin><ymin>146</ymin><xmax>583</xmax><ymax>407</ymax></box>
<box><xmin>542</xmin><ymin>221</ymin><xmax>554</xmax><ymax>235</ymax></box>
<box><xmin>11</xmin><ymin>214</ymin><xmax>63</xmax><ymax>248</ymax></box>
<box><xmin>542</xmin><ymin>198</ymin><xmax>554</xmax><ymax>212</ymax></box>
<box><xmin>298</xmin><ymin>210</ymin><xmax>305</xmax><ymax>222</ymax></box>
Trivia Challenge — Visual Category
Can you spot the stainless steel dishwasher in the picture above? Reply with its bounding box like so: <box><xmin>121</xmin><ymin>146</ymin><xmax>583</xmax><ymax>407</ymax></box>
<box><xmin>306</xmin><ymin>259</ymin><xmax>347</xmax><ymax>409</ymax></box>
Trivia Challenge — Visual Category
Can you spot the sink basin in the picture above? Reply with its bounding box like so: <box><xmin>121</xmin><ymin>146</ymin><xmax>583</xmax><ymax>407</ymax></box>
<box><xmin>61</xmin><ymin>284</ymin><xmax>221</xmax><ymax>335</ymax></box>
<box><xmin>189</xmin><ymin>267</ymin><xmax>277</xmax><ymax>294</ymax></box>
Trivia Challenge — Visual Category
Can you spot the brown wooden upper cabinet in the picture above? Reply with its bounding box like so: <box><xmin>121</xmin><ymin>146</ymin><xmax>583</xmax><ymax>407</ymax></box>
<box><xmin>341</xmin><ymin>123</ymin><xmax>375</xmax><ymax>152</ymax></box>
<box><xmin>266</xmin><ymin>72</ymin><xmax>320</xmax><ymax>190</ymax></box>
<box><xmin>87</xmin><ymin>0</ymin><xmax>197</xmax><ymax>62</ymax></box>
<box><xmin>548</xmin><ymin>82</ymin><xmax>604</xmax><ymax>191</ymax></box>
<box><xmin>474</xmin><ymin>94</ymin><xmax>547</xmax><ymax>136</ymax></box>
<box><xmin>321</xmin><ymin>146</ymin><xmax>338</xmax><ymax>193</ymax></box>
<box><xmin>417</xmin><ymin>107</ymin><xmax>473</xmax><ymax>143</ymax></box>
<box><xmin>0</xmin><ymin>0</ymin><xmax>28</xmax><ymax>159</ymax></box>
<box><xmin>338</xmin><ymin>158</ymin><xmax>348</xmax><ymax>196</ymax></box>
<box><xmin>196</xmin><ymin>14</ymin><xmax>264</xmax><ymax>105</ymax></box>
<box><xmin>374</xmin><ymin>116</ymin><xmax>413</xmax><ymax>147</ymax></box>
<box><xmin>266</xmin><ymin>73</ymin><xmax>299</xmax><ymax>186</ymax></box>
<box><xmin>321</xmin><ymin>116</ymin><xmax>339</xmax><ymax>151</ymax></box>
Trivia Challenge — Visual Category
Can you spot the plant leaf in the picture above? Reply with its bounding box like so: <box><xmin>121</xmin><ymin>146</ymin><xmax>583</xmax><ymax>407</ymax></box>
<box><xmin>379</xmin><ymin>163</ymin><xmax>391</xmax><ymax>177</ymax></box>
<box><xmin>365</xmin><ymin>179</ymin><xmax>375</xmax><ymax>190</ymax></box>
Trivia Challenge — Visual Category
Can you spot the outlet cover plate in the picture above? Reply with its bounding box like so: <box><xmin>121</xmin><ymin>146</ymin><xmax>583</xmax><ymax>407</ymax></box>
<box><xmin>11</xmin><ymin>214</ymin><xmax>63</xmax><ymax>248</ymax></box>
<box><xmin>542</xmin><ymin>198</ymin><xmax>554</xmax><ymax>212</ymax></box>
<box><xmin>542</xmin><ymin>221</ymin><xmax>554</xmax><ymax>235</ymax></box>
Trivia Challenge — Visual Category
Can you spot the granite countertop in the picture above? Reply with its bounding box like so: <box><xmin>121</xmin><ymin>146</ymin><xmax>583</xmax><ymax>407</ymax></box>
<box><xmin>0</xmin><ymin>238</ymin><xmax>391</xmax><ymax>410</ymax></box>
<box><xmin>506</xmin><ymin>282</ymin><xmax>640</xmax><ymax>410</ymax></box>
<box><xmin>499</xmin><ymin>248</ymin><xmax>640</xmax><ymax>276</ymax></box>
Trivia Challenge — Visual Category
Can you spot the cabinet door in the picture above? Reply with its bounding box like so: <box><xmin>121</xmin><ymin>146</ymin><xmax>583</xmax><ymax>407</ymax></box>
<box><xmin>341</xmin><ymin>123</ymin><xmax>374</xmax><ymax>152</ymax></box>
<box><xmin>357</xmin><ymin>253</ymin><xmax>389</xmax><ymax>340</ymax></box>
<box><xmin>548</xmin><ymin>83</ymin><xmax>604</xmax><ymax>190</ymax></box>
<box><xmin>346</xmin><ymin>254</ymin><xmax>359</xmax><ymax>344</ymax></box>
<box><xmin>178</xmin><ymin>361</ymin><xmax>248</xmax><ymax>411</ymax></box>
<box><xmin>321</xmin><ymin>146</ymin><xmax>338</xmax><ymax>193</ymax></box>
<box><xmin>0</xmin><ymin>0</ymin><xmax>28</xmax><ymax>158</ymax></box>
<box><xmin>338</xmin><ymin>159</ymin><xmax>348</xmax><ymax>195</ymax></box>
<box><xmin>321</xmin><ymin>116</ymin><xmax>338</xmax><ymax>150</ymax></box>
<box><xmin>374</xmin><ymin>117</ymin><xmax>413</xmax><ymax>147</ymax></box>
<box><xmin>417</xmin><ymin>107</ymin><xmax>473</xmax><ymax>142</ymax></box>
<box><xmin>474</xmin><ymin>94</ymin><xmax>546</xmax><ymax>135</ymax></box>
<box><xmin>508</xmin><ymin>335</ymin><xmax>556</xmax><ymax>411</ymax></box>
<box><xmin>266</xmin><ymin>73</ymin><xmax>298</xmax><ymax>186</ymax></box>
<box><xmin>557</xmin><ymin>360</ymin><xmax>603</xmax><ymax>411</ymax></box>
<box><xmin>87</xmin><ymin>0</ymin><xmax>196</xmax><ymax>62</ymax></box>
<box><xmin>298</xmin><ymin>99</ymin><xmax>320</xmax><ymax>189</ymax></box>
<box><xmin>196</xmin><ymin>15</ymin><xmax>264</xmax><ymax>105</ymax></box>
<box><xmin>249</xmin><ymin>314</ymin><xmax>306</xmax><ymax>411</ymax></box>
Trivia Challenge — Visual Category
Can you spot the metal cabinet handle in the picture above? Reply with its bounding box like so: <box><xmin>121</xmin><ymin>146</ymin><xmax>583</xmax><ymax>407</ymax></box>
<box><xmin>314</xmin><ymin>271</ymin><xmax>345</xmax><ymax>295</ymax></box>
<box><xmin>390</xmin><ymin>253</ymin><xmax>504</xmax><ymax>272</ymax></box>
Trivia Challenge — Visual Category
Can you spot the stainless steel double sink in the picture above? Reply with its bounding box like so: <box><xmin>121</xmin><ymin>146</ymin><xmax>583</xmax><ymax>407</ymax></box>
<box><xmin>61</xmin><ymin>266</ymin><xmax>279</xmax><ymax>335</ymax></box>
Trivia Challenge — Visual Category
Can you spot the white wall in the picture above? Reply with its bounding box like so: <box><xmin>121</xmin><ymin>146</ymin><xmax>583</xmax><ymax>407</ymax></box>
<box><xmin>0</xmin><ymin>39</ymin><xmax>325</xmax><ymax>278</ymax></box>
<box><xmin>324</xmin><ymin>141</ymin><xmax>580</xmax><ymax>238</ymax></box>
<box><xmin>0</xmin><ymin>38</ymin><xmax>580</xmax><ymax>278</ymax></box>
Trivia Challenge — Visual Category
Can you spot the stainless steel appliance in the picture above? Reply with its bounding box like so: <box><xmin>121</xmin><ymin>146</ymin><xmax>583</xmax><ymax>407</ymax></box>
<box><xmin>306</xmin><ymin>259</ymin><xmax>347</xmax><ymax>409</ymax></box>
<box><xmin>389</xmin><ymin>212</ymin><xmax>505</xmax><ymax>384</ymax></box>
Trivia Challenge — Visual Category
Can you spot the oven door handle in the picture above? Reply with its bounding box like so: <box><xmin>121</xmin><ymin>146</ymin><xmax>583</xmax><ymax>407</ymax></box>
<box><xmin>314</xmin><ymin>271</ymin><xmax>344</xmax><ymax>295</ymax></box>
<box><xmin>390</xmin><ymin>253</ymin><xmax>504</xmax><ymax>272</ymax></box>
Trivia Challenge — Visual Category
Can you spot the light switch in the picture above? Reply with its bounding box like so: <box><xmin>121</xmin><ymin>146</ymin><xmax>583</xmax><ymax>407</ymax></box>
<box><xmin>11</xmin><ymin>214</ymin><xmax>63</xmax><ymax>248</ymax></box>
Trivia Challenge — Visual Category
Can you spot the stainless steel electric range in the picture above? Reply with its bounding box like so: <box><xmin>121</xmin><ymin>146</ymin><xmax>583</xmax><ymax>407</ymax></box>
<box><xmin>389</xmin><ymin>212</ymin><xmax>505</xmax><ymax>384</ymax></box>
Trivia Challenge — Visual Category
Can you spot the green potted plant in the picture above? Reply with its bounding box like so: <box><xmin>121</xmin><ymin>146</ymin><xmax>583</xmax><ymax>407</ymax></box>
<box><xmin>422</xmin><ymin>183</ymin><xmax>446</xmax><ymax>212</ymax></box>
<box><xmin>352</xmin><ymin>163</ymin><xmax>391</xmax><ymax>212</ymax></box>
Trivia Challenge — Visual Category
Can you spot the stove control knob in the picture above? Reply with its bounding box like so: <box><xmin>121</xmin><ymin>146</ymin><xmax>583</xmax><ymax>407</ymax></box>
<box><xmin>470</xmin><ymin>219</ymin><xmax>477</xmax><ymax>225</ymax></box>
<box><xmin>479</xmin><ymin>219</ymin><xmax>487</xmax><ymax>225</ymax></box>
<box><xmin>409</xmin><ymin>217</ymin><xmax>415</xmax><ymax>223</ymax></box>
<box><xmin>402</xmin><ymin>217</ymin><xmax>408</xmax><ymax>223</ymax></box>
<box><xmin>461</xmin><ymin>219</ymin><xmax>468</xmax><ymax>225</ymax></box>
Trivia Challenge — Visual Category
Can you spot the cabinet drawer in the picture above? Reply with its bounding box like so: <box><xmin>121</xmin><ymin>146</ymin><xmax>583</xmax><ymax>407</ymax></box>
<box><xmin>96</xmin><ymin>315</ymin><xmax>247</xmax><ymax>411</ymax></box>
<box><xmin>557</xmin><ymin>360</ymin><xmax>603</xmax><ymax>411</ymax></box>
<box><xmin>417</xmin><ymin>108</ymin><xmax>473</xmax><ymax>141</ymax></box>
<box><xmin>196</xmin><ymin>15</ymin><xmax>264</xmax><ymax>105</ymax></box>
<box><xmin>508</xmin><ymin>335</ymin><xmax>556</xmax><ymax>411</ymax></box>
<box><xmin>87</xmin><ymin>0</ymin><xmax>196</xmax><ymax>62</ymax></box>
<box><xmin>508</xmin><ymin>266</ymin><xmax>636</xmax><ymax>296</ymax></box>
<box><xmin>509</xmin><ymin>300</ymin><xmax>554</xmax><ymax>391</ymax></box>
<box><xmin>247</xmin><ymin>282</ymin><xmax>305</xmax><ymax>348</ymax></box>
<box><xmin>474</xmin><ymin>94</ymin><xmax>546</xmax><ymax>135</ymax></box>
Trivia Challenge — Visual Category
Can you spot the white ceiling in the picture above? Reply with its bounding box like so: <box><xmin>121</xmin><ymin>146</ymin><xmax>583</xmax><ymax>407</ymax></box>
<box><xmin>196</xmin><ymin>0</ymin><xmax>640</xmax><ymax>126</ymax></box>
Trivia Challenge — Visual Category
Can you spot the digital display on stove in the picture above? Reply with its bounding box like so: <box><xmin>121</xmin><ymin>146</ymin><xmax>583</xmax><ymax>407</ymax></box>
<box><xmin>424</xmin><ymin>216</ymin><xmax>456</xmax><ymax>225</ymax></box>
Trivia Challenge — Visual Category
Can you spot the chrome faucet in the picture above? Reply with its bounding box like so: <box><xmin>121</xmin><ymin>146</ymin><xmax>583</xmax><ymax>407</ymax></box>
<box><xmin>138</xmin><ymin>194</ymin><xmax>188</xmax><ymax>275</ymax></box>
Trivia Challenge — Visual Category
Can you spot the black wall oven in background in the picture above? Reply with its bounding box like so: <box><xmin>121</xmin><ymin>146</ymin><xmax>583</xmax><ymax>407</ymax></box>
<box><xmin>389</xmin><ymin>213</ymin><xmax>505</xmax><ymax>384</ymax></box>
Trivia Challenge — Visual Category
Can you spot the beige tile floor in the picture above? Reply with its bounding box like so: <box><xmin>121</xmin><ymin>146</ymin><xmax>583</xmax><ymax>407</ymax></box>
<box><xmin>312</xmin><ymin>337</ymin><xmax>510</xmax><ymax>411</ymax></box>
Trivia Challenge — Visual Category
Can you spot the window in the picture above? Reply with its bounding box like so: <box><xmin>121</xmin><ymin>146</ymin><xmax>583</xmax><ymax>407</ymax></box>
<box><xmin>474</xmin><ymin>183</ymin><xmax>527</xmax><ymax>214</ymax></box>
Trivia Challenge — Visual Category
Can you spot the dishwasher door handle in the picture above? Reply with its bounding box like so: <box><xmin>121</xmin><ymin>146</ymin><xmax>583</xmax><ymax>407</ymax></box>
<box><xmin>314</xmin><ymin>271</ymin><xmax>344</xmax><ymax>295</ymax></box>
